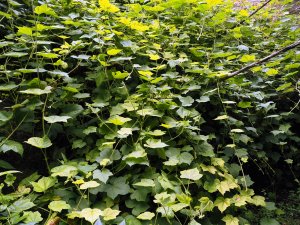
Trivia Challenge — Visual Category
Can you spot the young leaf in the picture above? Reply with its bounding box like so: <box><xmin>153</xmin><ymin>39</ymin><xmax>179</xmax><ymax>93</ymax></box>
<box><xmin>108</xmin><ymin>115</ymin><xmax>132</xmax><ymax>125</ymax></box>
<box><xmin>144</xmin><ymin>139</ymin><xmax>168</xmax><ymax>148</ymax></box>
<box><xmin>133</xmin><ymin>179</ymin><xmax>155</xmax><ymax>187</ymax></box>
<box><xmin>222</xmin><ymin>215</ymin><xmax>239</xmax><ymax>225</ymax></box>
<box><xmin>79</xmin><ymin>180</ymin><xmax>100</xmax><ymax>189</ymax></box>
<box><xmin>137</xmin><ymin>212</ymin><xmax>155</xmax><ymax>220</ymax></box>
<box><xmin>107</xmin><ymin>48</ymin><xmax>122</xmax><ymax>56</ymax></box>
<box><xmin>102</xmin><ymin>208</ymin><xmax>120</xmax><ymax>221</ymax></box>
<box><xmin>214</xmin><ymin>197</ymin><xmax>231</xmax><ymax>212</ymax></box>
<box><xmin>80</xmin><ymin>208</ymin><xmax>103</xmax><ymax>224</ymax></box>
<box><xmin>48</xmin><ymin>200</ymin><xmax>71</xmax><ymax>212</ymax></box>
<box><xmin>25</xmin><ymin>136</ymin><xmax>52</xmax><ymax>149</ymax></box>
<box><xmin>180</xmin><ymin>168</ymin><xmax>203</xmax><ymax>181</ymax></box>
<box><xmin>34</xmin><ymin>4</ymin><xmax>57</xmax><ymax>16</ymax></box>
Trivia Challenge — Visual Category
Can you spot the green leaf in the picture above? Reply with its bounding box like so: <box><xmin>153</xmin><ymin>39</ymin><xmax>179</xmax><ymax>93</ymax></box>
<box><xmin>31</xmin><ymin>176</ymin><xmax>56</xmax><ymax>192</ymax></box>
<box><xmin>180</xmin><ymin>168</ymin><xmax>203</xmax><ymax>180</ymax></box>
<box><xmin>108</xmin><ymin>115</ymin><xmax>132</xmax><ymax>125</ymax></box>
<box><xmin>0</xmin><ymin>110</ymin><xmax>13</xmax><ymax>123</ymax></box>
<box><xmin>8</xmin><ymin>199</ymin><xmax>35</xmax><ymax>213</ymax></box>
<box><xmin>137</xmin><ymin>212</ymin><xmax>155</xmax><ymax>220</ymax></box>
<box><xmin>145</xmin><ymin>130</ymin><xmax>166</xmax><ymax>136</ymax></box>
<box><xmin>0</xmin><ymin>140</ymin><xmax>23</xmax><ymax>155</ymax></box>
<box><xmin>137</xmin><ymin>107</ymin><xmax>163</xmax><ymax>117</ymax></box>
<box><xmin>93</xmin><ymin>169</ymin><xmax>113</xmax><ymax>184</ymax></box>
<box><xmin>112</xmin><ymin>71</ymin><xmax>130</xmax><ymax>79</ymax></box>
<box><xmin>237</xmin><ymin>101</ymin><xmax>252</xmax><ymax>108</ymax></box>
<box><xmin>195</xmin><ymin>142</ymin><xmax>215</xmax><ymax>157</ymax></box>
<box><xmin>44</xmin><ymin>115</ymin><xmax>71</xmax><ymax>123</ymax></box>
<box><xmin>51</xmin><ymin>165</ymin><xmax>78</xmax><ymax>177</ymax></box>
<box><xmin>222</xmin><ymin>215</ymin><xmax>239</xmax><ymax>225</ymax></box>
<box><xmin>240</xmin><ymin>54</ymin><xmax>256</xmax><ymax>62</ymax></box>
<box><xmin>102</xmin><ymin>208</ymin><xmax>120</xmax><ymax>221</ymax></box>
<box><xmin>25</xmin><ymin>136</ymin><xmax>52</xmax><ymax>149</ymax></box>
<box><xmin>251</xmin><ymin>195</ymin><xmax>266</xmax><ymax>206</ymax></box>
<box><xmin>117</xmin><ymin>127</ymin><xmax>133</xmax><ymax>138</ymax></box>
<box><xmin>19</xmin><ymin>86</ymin><xmax>52</xmax><ymax>95</ymax></box>
<box><xmin>276</xmin><ymin>82</ymin><xmax>292</xmax><ymax>92</ymax></box>
<box><xmin>0</xmin><ymin>82</ymin><xmax>18</xmax><ymax>91</ymax></box>
<box><xmin>61</xmin><ymin>104</ymin><xmax>84</xmax><ymax>118</ymax></box>
<box><xmin>79</xmin><ymin>180</ymin><xmax>100</xmax><ymax>189</ymax></box>
<box><xmin>217</xmin><ymin>178</ymin><xmax>239</xmax><ymax>195</ymax></box>
<box><xmin>103</xmin><ymin>177</ymin><xmax>130</xmax><ymax>199</ymax></box>
<box><xmin>3</xmin><ymin>52</ymin><xmax>28</xmax><ymax>57</ymax></box>
<box><xmin>178</xmin><ymin>96</ymin><xmax>194</xmax><ymax>106</ymax></box>
<box><xmin>260</xmin><ymin>218</ymin><xmax>280</xmax><ymax>225</ymax></box>
<box><xmin>80</xmin><ymin>208</ymin><xmax>103</xmax><ymax>224</ymax></box>
<box><xmin>214</xmin><ymin>197</ymin><xmax>231</xmax><ymax>212</ymax></box>
<box><xmin>37</xmin><ymin>52</ymin><xmax>59</xmax><ymax>59</ymax></box>
<box><xmin>144</xmin><ymin>139</ymin><xmax>168</xmax><ymax>148</ymax></box>
<box><xmin>83</xmin><ymin>126</ymin><xmax>97</xmax><ymax>135</ymax></box>
<box><xmin>23</xmin><ymin>211</ymin><xmax>43</xmax><ymax>224</ymax></box>
<box><xmin>48</xmin><ymin>200</ymin><xmax>70</xmax><ymax>212</ymax></box>
<box><xmin>133</xmin><ymin>179</ymin><xmax>155</xmax><ymax>187</ymax></box>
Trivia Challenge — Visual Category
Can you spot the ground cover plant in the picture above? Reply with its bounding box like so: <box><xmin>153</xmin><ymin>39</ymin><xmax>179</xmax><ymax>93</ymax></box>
<box><xmin>0</xmin><ymin>0</ymin><xmax>299</xmax><ymax>224</ymax></box>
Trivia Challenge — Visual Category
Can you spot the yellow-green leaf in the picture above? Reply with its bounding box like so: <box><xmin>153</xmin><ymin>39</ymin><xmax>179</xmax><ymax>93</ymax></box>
<box><xmin>17</xmin><ymin>26</ymin><xmax>32</xmax><ymax>36</ymax></box>
<box><xmin>137</xmin><ymin>212</ymin><xmax>155</xmax><ymax>220</ymax></box>
<box><xmin>214</xmin><ymin>197</ymin><xmax>231</xmax><ymax>212</ymax></box>
<box><xmin>108</xmin><ymin>115</ymin><xmax>132</xmax><ymax>125</ymax></box>
<box><xmin>79</xmin><ymin>181</ymin><xmax>100</xmax><ymax>190</ymax></box>
<box><xmin>107</xmin><ymin>48</ymin><xmax>122</xmax><ymax>56</ymax></box>
<box><xmin>99</xmin><ymin>0</ymin><xmax>120</xmax><ymax>13</ymax></box>
<box><xmin>240</xmin><ymin>54</ymin><xmax>256</xmax><ymax>63</ymax></box>
<box><xmin>102</xmin><ymin>208</ymin><xmax>120</xmax><ymax>221</ymax></box>
<box><xmin>80</xmin><ymin>208</ymin><xmax>103</xmax><ymax>224</ymax></box>
<box><xmin>214</xmin><ymin>115</ymin><xmax>229</xmax><ymax>120</ymax></box>
<box><xmin>48</xmin><ymin>200</ymin><xmax>70</xmax><ymax>213</ymax></box>
<box><xmin>222</xmin><ymin>215</ymin><xmax>239</xmax><ymax>225</ymax></box>
<box><xmin>266</xmin><ymin>68</ymin><xmax>278</xmax><ymax>76</ymax></box>
<box><xmin>149</xmin><ymin>54</ymin><xmax>160</xmax><ymax>60</ymax></box>
<box><xmin>34</xmin><ymin>4</ymin><xmax>57</xmax><ymax>16</ymax></box>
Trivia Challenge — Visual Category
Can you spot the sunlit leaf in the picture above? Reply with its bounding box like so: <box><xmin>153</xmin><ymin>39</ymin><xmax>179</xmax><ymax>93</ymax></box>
<box><xmin>180</xmin><ymin>168</ymin><xmax>203</xmax><ymax>181</ymax></box>
<box><xmin>44</xmin><ymin>115</ymin><xmax>71</xmax><ymax>123</ymax></box>
<box><xmin>102</xmin><ymin>208</ymin><xmax>120</xmax><ymax>221</ymax></box>
<box><xmin>48</xmin><ymin>200</ymin><xmax>70</xmax><ymax>212</ymax></box>
<box><xmin>137</xmin><ymin>212</ymin><xmax>155</xmax><ymax>220</ymax></box>
<box><xmin>25</xmin><ymin>136</ymin><xmax>52</xmax><ymax>149</ymax></box>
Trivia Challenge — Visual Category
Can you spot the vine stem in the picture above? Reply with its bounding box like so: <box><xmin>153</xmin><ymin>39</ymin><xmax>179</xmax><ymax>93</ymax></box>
<box><xmin>0</xmin><ymin>114</ymin><xmax>28</xmax><ymax>148</ymax></box>
<box><xmin>232</xmin><ymin>0</ymin><xmax>273</xmax><ymax>29</ymax></box>
<box><xmin>221</xmin><ymin>39</ymin><xmax>300</xmax><ymax>80</ymax></box>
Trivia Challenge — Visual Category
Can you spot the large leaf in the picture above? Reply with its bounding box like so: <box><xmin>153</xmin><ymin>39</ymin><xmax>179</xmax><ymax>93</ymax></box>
<box><xmin>180</xmin><ymin>168</ymin><xmax>203</xmax><ymax>181</ymax></box>
<box><xmin>48</xmin><ymin>200</ymin><xmax>71</xmax><ymax>212</ymax></box>
<box><xmin>0</xmin><ymin>140</ymin><xmax>24</xmax><ymax>155</ymax></box>
<box><xmin>19</xmin><ymin>86</ymin><xmax>52</xmax><ymax>95</ymax></box>
<box><xmin>31</xmin><ymin>176</ymin><xmax>56</xmax><ymax>192</ymax></box>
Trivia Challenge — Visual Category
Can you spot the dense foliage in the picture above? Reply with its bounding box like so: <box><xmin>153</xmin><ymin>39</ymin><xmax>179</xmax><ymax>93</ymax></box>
<box><xmin>0</xmin><ymin>0</ymin><xmax>299</xmax><ymax>224</ymax></box>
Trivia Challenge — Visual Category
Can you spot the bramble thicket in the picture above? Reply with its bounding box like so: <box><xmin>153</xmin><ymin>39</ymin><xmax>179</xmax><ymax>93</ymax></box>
<box><xmin>0</xmin><ymin>0</ymin><xmax>299</xmax><ymax>224</ymax></box>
